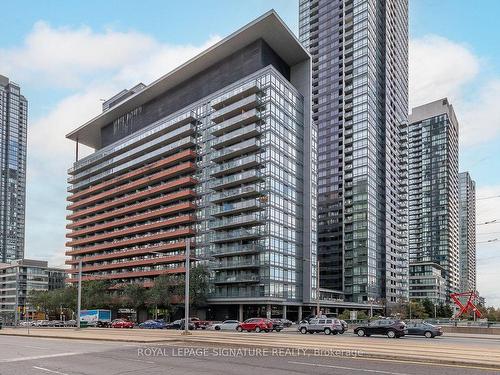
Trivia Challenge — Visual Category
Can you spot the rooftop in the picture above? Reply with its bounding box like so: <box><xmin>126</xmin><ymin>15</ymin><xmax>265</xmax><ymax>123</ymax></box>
<box><xmin>66</xmin><ymin>10</ymin><xmax>309</xmax><ymax>149</ymax></box>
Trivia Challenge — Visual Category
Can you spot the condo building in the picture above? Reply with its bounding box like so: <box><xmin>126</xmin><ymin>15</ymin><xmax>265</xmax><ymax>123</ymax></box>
<box><xmin>0</xmin><ymin>75</ymin><xmax>27</xmax><ymax>263</ymax></box>
<box><xmin>458</xmin><ymin>171</ymin><xmax>476</xmax><ymax>293</ymax></box>
<box><xmin>408</xmin><ymin>98</ymin><xmax>459</xmax><ymax>304</ymax></box>
<box><xmin>65</xmin><ymin>12</ymin><xmax>318</xmax><ymax>320</ymax></box>
<box><xmin>299</xmin><ymin>0</ymin><xmax>409</xmax><ymax>304</ymax></box>
<box><xmin>0</xmin><ymin>259</ymin><xmax>66</xmax><ymax>323</ymax></box>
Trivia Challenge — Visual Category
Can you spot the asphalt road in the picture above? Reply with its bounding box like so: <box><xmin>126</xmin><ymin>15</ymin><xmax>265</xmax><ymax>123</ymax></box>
<box><xmin>0</xmin><ymin>335</ymin><xmax>498</xmax><ymax>375</ymax></box>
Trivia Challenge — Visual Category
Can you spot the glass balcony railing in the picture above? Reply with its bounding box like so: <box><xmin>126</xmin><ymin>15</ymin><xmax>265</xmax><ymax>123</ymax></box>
<box><xmin>211</xmin><ymin>138</ymin><xmax>260</xmax><ymax>163</ymax></box>
<box><xmin>211</xmin><ymin>109</ymin><xmax>261</xmax><ymax>136</ymax></box>
<box><xmin>211</xmin><ymin>94</ymin><xmax>260</xmax><ymax>123</ymax></box>
<box><xmin>213</xmin><ymin>273</ymin><xmax>260</xmax><ymax>284</ymax></box>
<box><xmin>213</xmin><ymin>259</ymin><xmax>261</xmax><ymax>270</ymax></box>
<box><xmin>211</xmin><ymin>81</ymin><xmax>260</xmax><ymax>110</ymax></box>
<box><xmin>210</xmin><ymin>244</ymin><xmax>264</xmax><ymax>257</ymax></box>
<box><xmin>210</xmin><ymin>154</ymin><xmax>261</xmax><ymax>177</ymax></box>
<box><xmin>211</xmin><ymin>228</ymin><xmax>264</xmax><ymax>243</ymax></box>
<box><xmin>211</xmin><ymin>198</ymin><xmax>264</xmax><ymax>217</ymax></box>
<box><xmin>211</xmin><ymin>123</ymin><xmax>261</xmax><ymax>150</ymax></box>
<box><xmin>210</xmin><ymin>169</ymin><xmax>263</xmax><ymax>190</ymax></box>
<box><xmin>69</xmin><ymin>111</ymin><xmax>196</xmax><ymax>175</ymax></box>
<box><xmin>209</xmin><ymin>212</ymin><xmax>266</xmax><ymax>230</ymax></box>
<box><xmin>210</xmin><ymin>184</ymin><xmax>262</xmax><ymax>203</ymax></box>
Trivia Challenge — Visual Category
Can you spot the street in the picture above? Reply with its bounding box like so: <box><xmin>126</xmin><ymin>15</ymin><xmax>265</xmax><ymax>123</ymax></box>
<box><xmin>0</xmin><ymin>334</ymin><xmax>499</xmax><ymax>375</ymax></box>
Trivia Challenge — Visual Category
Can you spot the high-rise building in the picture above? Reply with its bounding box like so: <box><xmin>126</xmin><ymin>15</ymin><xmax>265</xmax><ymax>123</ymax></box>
<box><xmin>299</xmin><ymin>0</ymin><xmax>409</xmax><ymax>304</ymax></box>
<box><xmin>65</xmin><ymin>11</ymin><xmax>318</xmax><ymax>320</ymax></box>
<box><xmin>0</xmin><ymin>259</ymin><xmax>66</xmax><ymax>324</ymax></box>
<box><xmin>408</xmin><ymin>98</ymin><xmax>459</xmax><ymax>304</ymax></box>
<box><xmin>458</xmin><ymin>171</ymin><xmax>476</xmax><ymax>293</ymax></box>
<box><xmin>0</xmin><ymin>75</ymin><xmax>28</xmax><ymax>263</ymax></box>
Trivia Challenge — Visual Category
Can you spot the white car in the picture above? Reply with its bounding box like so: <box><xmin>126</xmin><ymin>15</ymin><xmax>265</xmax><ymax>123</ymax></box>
<box><xmin>213</xmin><ymin>320</ymin><xmax>240</xmax><ymax>331</ymax></box>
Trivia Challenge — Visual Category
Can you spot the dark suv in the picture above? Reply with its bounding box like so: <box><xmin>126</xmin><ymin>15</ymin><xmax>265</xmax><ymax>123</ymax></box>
<box><xmin>354</xmin><ymin>319</ymin><xmax>407</xmax><ymax>338</ymax></box>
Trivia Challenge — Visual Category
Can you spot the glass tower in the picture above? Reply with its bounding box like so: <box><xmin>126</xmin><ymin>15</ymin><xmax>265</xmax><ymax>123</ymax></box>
<box><xmin>408</xmin><ymin>98</ymin><xmax>460</xmax><ymax>303</ymax></box>
<box><xmin>299</xmin><ymin>0</ymin><xmax>409</xmax><ymax>304</ymax></box>
<box><xmin>0</xmin><ymin>75</ymin><xmax>27</xmax><ymax>263</ymax></box>
<box><xmin>458</xmin><ymin>171</ymin><xmax>476</xmax><ymax>293</ymax></box>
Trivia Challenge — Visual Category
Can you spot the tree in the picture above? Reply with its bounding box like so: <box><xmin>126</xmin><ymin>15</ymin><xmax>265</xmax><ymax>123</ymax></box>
<box><xmin>82</xmin><ymin>280</ymin><xmax>112</xmax><ymax>309</ymax></box>
<box><xmin>122</xmin><ymin>283</ymin><xmax>147</xmax><ymax>322</ymax></box>
<box><xmin>146</xmin><ymin>275</ymin><xmax>176</xmax><ymax>319</ymax></box>
<box><xmin>422</xmin><ymin>299</ymin><xmax>435</xmax><ymax>318</ymax></box>
<box><xmin>406</xmin><ymin>301</ymin><xmax>428</xmax><ymax>319</ymax></box>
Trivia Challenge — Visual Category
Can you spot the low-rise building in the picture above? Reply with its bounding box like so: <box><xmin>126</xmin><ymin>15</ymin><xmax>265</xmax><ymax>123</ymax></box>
<box><xmin>0</xmin><ymin>259</ymin><xmax>66</xmax><ymax>323</ymax></box>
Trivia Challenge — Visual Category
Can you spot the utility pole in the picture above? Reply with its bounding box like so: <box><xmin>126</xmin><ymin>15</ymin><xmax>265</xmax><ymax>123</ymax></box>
<box><xmin>77</xmin><ymin>260</ymin><xmax>82</xmax><ymax>330</ymax></box>
<box><xmin>14</xmin><ymin>268</ymin><xmax>19</xmax><ymax>327</ymax></box>
<box><xmin>434</xmin><ymin>304</ymin><xmax>437</xmax><ymax>319</ymax></box>
<box><xmin>183</xmin><ymin>240</ymin><xmax>191</xmax><ymax>335</ymax></box>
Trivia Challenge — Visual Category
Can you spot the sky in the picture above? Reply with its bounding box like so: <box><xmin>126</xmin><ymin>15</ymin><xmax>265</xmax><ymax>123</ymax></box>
<box><xmin>0</xmin><ymin>0</ymin><xmax>499</xmax><ymax>307</ymax></box>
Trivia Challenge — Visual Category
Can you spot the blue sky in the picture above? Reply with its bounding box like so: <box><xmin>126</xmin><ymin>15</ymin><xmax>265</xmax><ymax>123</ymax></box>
<box><xmin>1</xmin><ymin>1</ymin><xmax>499</xmax><ymax>306</ymax></box>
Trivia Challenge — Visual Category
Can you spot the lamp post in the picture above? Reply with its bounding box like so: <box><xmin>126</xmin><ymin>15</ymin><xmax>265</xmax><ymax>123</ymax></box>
<box><xmin>76</xmin><ymin>260</ymin><xmax>82</xmax><ymax>330</ymax></box>
<box><xmin>316</xmin><ymin>259</ymin><xmax>320</xmax><ymax>316</ymax></box>
<box><xmin>183</xmin><ymin>240</ymin><xmax>191</xmax><ymax>335</ymax></box>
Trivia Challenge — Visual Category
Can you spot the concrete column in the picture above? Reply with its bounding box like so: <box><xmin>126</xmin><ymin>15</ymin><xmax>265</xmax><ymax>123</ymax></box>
<box><xmin>238</xmin><ymin>304</ymin><xmax>243</xmax><ymax>322</ymax></box>
<box><xmin>282</xmin><ymin>305</ymin><xmax>287</xmax><ymax>319</ymax></box>
<box><xmin>298</xmin><ymin>306</ymin><xmax>303</xmax><ymax>321</ymax></box>
<box><xmin>266</xmin><ymin>304</ymin><xmax>271</xmax><ymax>319</ymax></box>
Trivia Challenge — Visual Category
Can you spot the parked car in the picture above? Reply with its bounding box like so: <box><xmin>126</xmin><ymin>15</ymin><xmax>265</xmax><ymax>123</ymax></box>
<box><xmin>65</xmin><ymin>320</ymin><xmax>77</xmax><ymax>327</ymax></box>
<box><xmin>111</xmin><ymin>319</ymin><xmax>134</xmax><ymax>328</ymax></box>
<box><xmin>279</xmin><ymin>318</ymin><xmax>293</xmax><ymax>328</ymax></box>
<box><xmin>354</xmin><ymin>319</ymin><xmax>407</xmax><ymax>338</ymax></box>
<box><xmin>339</xmin><ymin>320</ymin><xmax>348</xmax><ymax>334</ymax></box>
<box><xmin>406</xmin><ymin>322</ymin><xmax>443</xmax><ymax>338</ymax></box>
<box><xmin>165</xmin><ymin>320</ymin><xmax>182</xmax><ymax>330</ymax></box>
<box><xmin>212</xmin><ymin>320</ymin><xmax>240</xmax><ymax>331</ymax></box>
<box><xmin>139</xmin><ymin>320</ymin><xmax>165</xmax><ymax>329</ymax></box>
<box><xmin>190</xmin><ymin>317</ymin><xmax>210</xmax><ymax>330</ymax></box>
<box><xmin>179</xmin><ymin>319</ymin><xmax>196</xmax><ymax>330</ymax></box>
<box><xmin>298</xmin><ymin>318</ymin><xmax>343</xmax><ymax>335</ymax></box>
<box><xmin>49</xmin><ymin>320</ymin><xmax>65</xmax><ymax>327</ymax></box>
<box><xmin>269</xmin><ymin>319</ymin><xmax>284</xmax><ymax>332</ymax></box>
<box><xmin>237</xmin><ymin>318</ymin><xmax>273</xmax><ymax>333</ymax></box>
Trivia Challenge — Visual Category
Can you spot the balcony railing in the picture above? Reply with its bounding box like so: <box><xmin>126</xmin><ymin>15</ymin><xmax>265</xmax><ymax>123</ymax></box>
<box><xmin>211</xmin><ymin>109</ymin><xmax>261</xmax><ymax>136</ymax></box>
<box><xmin>210</xmin><ymin>244</ymin><xmax>264</xmax><ymax>257</ymax></box>
<box><xmin>210</xmin><ymin>154</ymin><xmax>261</xmax><ymax>178</ymax></box>
<box><xmin>211</xmin><ymin>94</ymin><xmax>260</xmax><ymax>123</ymax></box>
<box><xmin>211</xmin><ymin>228</ymin><xmax>264</xmax><ymax>243</ymax></box>
<box><xmin>213</xmin><ymin>274</ymin><xmax>260</xmax><ymax>284</ymax></box>
<box><xmin>211</xmin><ymin>199</ymin><xmax>264</xmax><ymax>217</ymax></box>
<box><xmin>211</xmin><ymin>123</ymin><xmax>261</xmax><ymax>150</ymax></box>
<box><xmin>210</xmin><ymin>169</ymin><xmax>263</xmax><ymax>191</ymax></box>
<box><xmin>211</xmin><ymin>81</ymin><xmax>260</xmax><ymax>110</ymax></box>
<box><xmin>209</xmin><ymin>212</ymin><xmax>266</xmax><ymax>230</ymax></box>
<box><xmin>210</xmin><ymin>185</ymin><xmax>262</xmax><ymax>203</ymax></box>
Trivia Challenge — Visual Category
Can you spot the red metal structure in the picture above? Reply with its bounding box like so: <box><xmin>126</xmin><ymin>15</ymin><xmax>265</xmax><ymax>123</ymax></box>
<box><xmin>450</xmin><ymin>291</ymin><xmax>482</xmax><ymax>319</ymax></box>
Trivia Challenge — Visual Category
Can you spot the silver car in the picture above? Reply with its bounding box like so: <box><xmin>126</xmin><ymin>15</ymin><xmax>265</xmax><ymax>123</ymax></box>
<box><xmin>213</xmin><ymin>320</ymin><xmax>240</xmax><ymax>331</ymax></box>
<box><xmin>298</xmin><ymin>318</ymin><xmax>343</xmax><ymax>335</ymax></box>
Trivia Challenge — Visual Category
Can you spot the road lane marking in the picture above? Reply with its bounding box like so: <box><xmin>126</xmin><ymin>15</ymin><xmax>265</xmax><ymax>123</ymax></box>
<box><xmin>32</xmin><ymin>366</ymin><xmax>69</xmax><ymax>375</ymax></box>
<box><xmin>288</xmin><ymin>361</ymin><xmax>412</xmax><ymax>375</ymax></box>
<box><xmin>0</xmin><ymin>352</ymin><xmax>82</xmax><ymax>363</ymax></box>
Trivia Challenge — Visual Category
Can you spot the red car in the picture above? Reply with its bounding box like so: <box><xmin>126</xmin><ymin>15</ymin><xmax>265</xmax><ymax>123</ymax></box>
<box><xmin>236</xmin><ymin>318</ymin><xmax>273</xmax><ymax>333</ymax></box>
<box><xmin>111</xmin><ymin>319</ymin><xmax>134</xmax><ymax>328</ymax></box>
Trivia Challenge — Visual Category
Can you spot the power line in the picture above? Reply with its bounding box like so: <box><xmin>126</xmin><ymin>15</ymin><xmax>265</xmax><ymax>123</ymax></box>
<box><xmin>477</xmin><ymin>220</ymin><xmax>498</xmax><ymax>226</ymax></box>
<box><xmin>477</xmin><ymin>195</ymin><xmax>500</xmax><ymax>200</ymax></box>
<box><xmin>477</xmin><ymin>238</ymin><xmax>499</xmax><ymax>244</ymax></box>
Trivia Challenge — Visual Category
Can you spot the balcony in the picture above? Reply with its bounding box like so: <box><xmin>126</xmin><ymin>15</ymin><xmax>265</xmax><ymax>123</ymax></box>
<box><xmin>211</xmin><ymin>138</ymin><xmax>260</xmax><ymax>163</ymax></box>
<box><xmin>210</xmin><ymin>169</ymin><xmax>263</xmax><ymax>191</ymax></box>
<box><xmin>211</xmin><ymin>228</ymin><xmax>263</xmax><ymax>243</ymax></box>
<box><xmin>211</xmin><ymin>82</ymin><xmax>260</xmax><ymax>110</ymax></box>
<box><xmin>211</xmin><ymin>94</ymin><xmax>260</xmax><ymax>123</ymax></box>
<box><xmin>210</xmin><ymin>185</ymin><xmax>262</xmax><ymax>203</ymax></box>
<box><xmin>211</xmin><ymin>123</ymin><xmax>261</xmax><ymax>150</ymax></box>
<box><xmin>211</xmin><ymin>109</ymin><xmax>261</xmax><ymax>136</ymax></box>
<box><xmin>213</xmin><ymin>259</ymin><xmax>261</xmax><ymax>270</ymax></box>
<box><xmin>210</xmin><ymin>154</ymin><xmax>261</xmax><ymax>178</ymax></box>
<box><xmin>211</xmin><ymin>244</ymin><xmax>264</xmax><ymax>257</ymax></box>
<box><xmin>212</xmin><ymin>199</ymin><xmax>264</xmax><ymax>217</ymax></box>
<box><xmin>213</xmin><ymin>273</ymin><xmax>260</xmax><ymax>284</ymax></box>
<box><xmin>210</xmin><ymin>213</ymin><xmax>265</xmax><ymax>230</ymax></box>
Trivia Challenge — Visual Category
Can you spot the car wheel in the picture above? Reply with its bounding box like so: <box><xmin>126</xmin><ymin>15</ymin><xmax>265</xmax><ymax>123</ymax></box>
<box><xmin>255</xmin><ymin>326</ymin><xmax>261</xmax><ymax>333</ymax></box>
<box><xmin>424</xmin><ymin>331</ymin><xmax>434</xmax><ymax>339</ymax></box>
<box><xmin>236</xmin><ymin>326</ymin><xmax>243</xmax><ymax>332</ymax></box>
<box><xmin>387</xmin><ymin>330</ymin><xmax>396</xmax><ymax>339</ymax></box>
<box><xmin>308</xmin><ymin>331</ymin><xmax>314</xmax><ymax>334</ymax></box>
<box><xmin>357</xmin><ymin>329</ymin><xmax>365</xmax><ymax>337</ymax></box>
<box><xmin>215</xmin><ymin>326</ymin><xmax>220</xmax><ymax>331</ymax></box>
<box><xmin>300</xmin><ymin>327</ymin><xmax>307</xmax><ymax>334</ymax></box>
<box><xmin>275</xmin><ymin>329</ymin><xmax>281</xmax><ymax>332</ymax></box>
<box><xmin>324</xmin><ymin>328</ymin><xmax>332</xmax><ymax>335</ymax></box>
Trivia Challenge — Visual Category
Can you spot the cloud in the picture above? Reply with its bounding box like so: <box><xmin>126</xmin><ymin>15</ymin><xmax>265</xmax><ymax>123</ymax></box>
<box><xmin>410</xmin><ymin>35</ymin><xmax>500</xmax><ymax>147</ymax></box>
<box><xmin>5</xmin><ymin>21</ymin><xmax>220</xmax><ymax>266</ymax></box>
